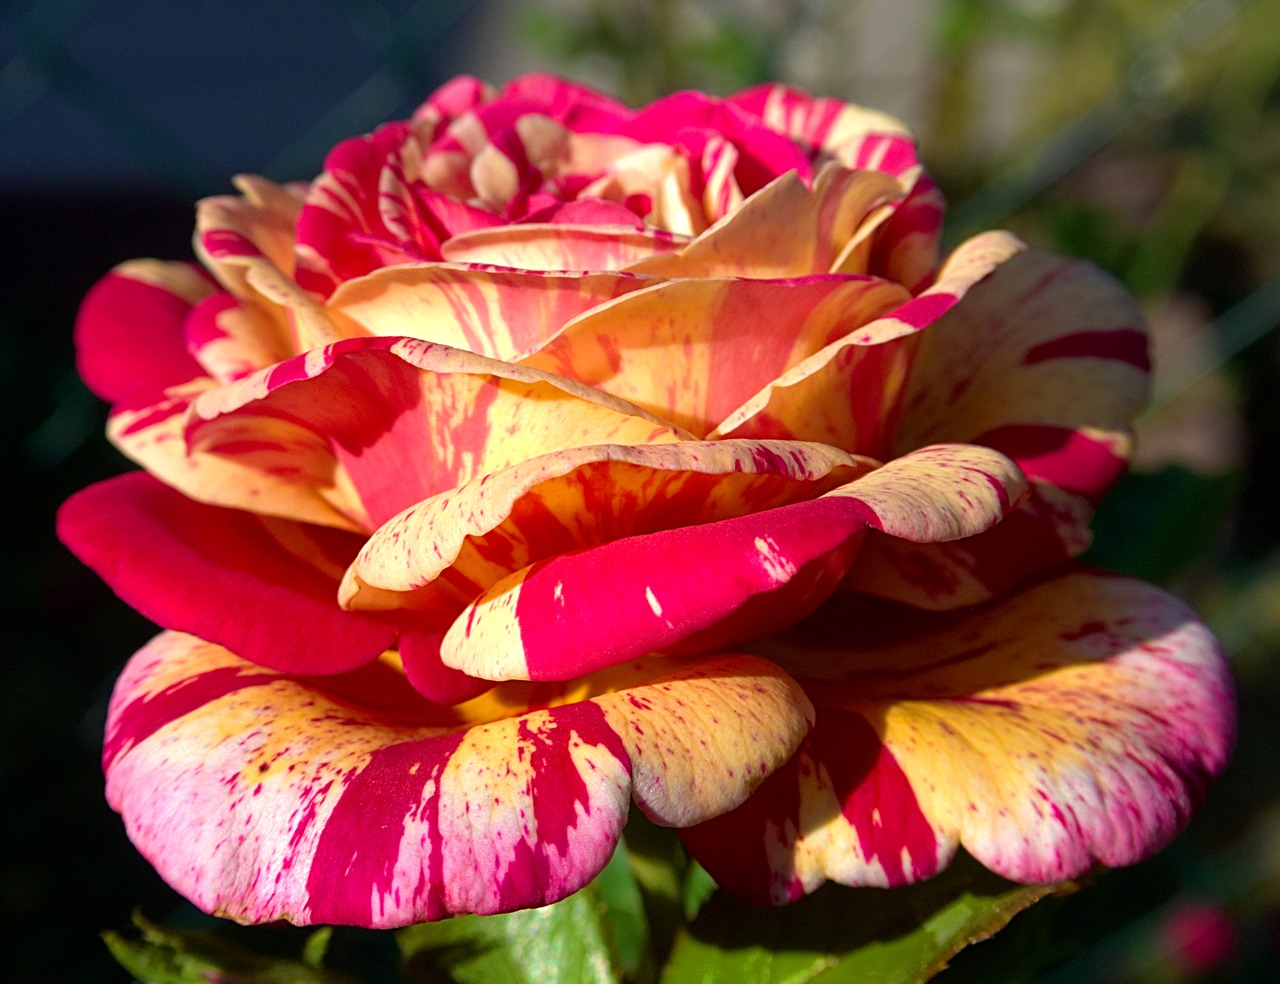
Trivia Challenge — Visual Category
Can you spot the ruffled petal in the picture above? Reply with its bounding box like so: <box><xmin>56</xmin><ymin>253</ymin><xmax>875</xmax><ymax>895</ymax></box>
<box><xmin>520</xmin><ymin>274</ymin><xmax>910</xmax><ymax>437</ymax></box>
<box><xmin>326</xmin><ymin>263</ymin><xmax>654</xmax><ymax>361</ymax></box>
<box><xmin>197</xmin><ymin>177</ymin><xmax>340</xmax><ymax>348</ymax></box>
<box><xmin>439</xmin><ymin>223</ymin><xmax>689</xmax><ymax>271</ymax></box>
<box><xmin>57</xmin><ymin>474</ymin><xmax>396</xmax><ymax>675</ymax></box>
<box><xmin>341</xmin><ymin>439</ymin><xmax>877</xmax><ymax>609</ymax></box>
<box><xmin>440</xmin><ymin>444</ymin><xmax>1025</xmax><ymax>682</ymax></box>
<box><xmin>681</xmin><ymin>569</ymin><xmax>1234</xmax><ymax>903</ymax></box>
<box><xmin>188</xmin><ymin>336</ymin><xmax>688</xmax><ymax>529</ymax></box>
<box><xmin>849</xmin><ymin>249</ymin><xmax>1150</xmax><ymax>609</ymax></box>
<box><xmin>107</xmin><ymin>381</ymin><xmax>365</xmax><ymax>531</ymax></box>
<box><xmin>709</xmin><ymin>232</ymin><xmax>1023</xmax><ymax>453</ymax></box>
<box><xmin>103</xmin><ymin>631</ymin><xmax>812</xmax><ymax>926</ymax></box>
<box><xmin>624</xmin><ymin>165</ymin><xmax>905</xmax><ymax>280</ymax></box>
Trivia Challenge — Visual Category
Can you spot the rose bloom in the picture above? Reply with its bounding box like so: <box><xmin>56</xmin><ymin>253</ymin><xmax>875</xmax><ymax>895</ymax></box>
<box><xmin>59</xmin><ymin>74</ymin><xmax>1234</xmax><ymax>927</ymax></box>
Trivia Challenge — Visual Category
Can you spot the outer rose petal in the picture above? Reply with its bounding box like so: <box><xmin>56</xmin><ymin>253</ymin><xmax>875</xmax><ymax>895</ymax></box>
<box><xmin>75</xmin><ymin>260</ymin><xmax>213</xmax><ymax>407</ymax></box>
<box><xmin>848</xmin><ymin>249</ymin><xmax>1151</xmax><ymax>609</ymax></box>
<box><xmin>57</xmin><ymin>474</ymin><xmax>397</xmax><ymax>675</ymax></box>
<box><xmin>104</xmin><ymin>632</ymin><xmax>813</xmax><ymax>926</ymax></box>
<box><xmin>681</xmin><ymin>569</ymin><xmax>1234</xmax><ymax>903</ymax></box>
<box><xmin>441</xmin><ymin>444</ymin><xmax>1026</xmax><ymax>682</ymax></box>
<box><xmin>189</xmin><ymin>336</ymin><xmax>689</xmax><ymax>529</ymax></box>
<box><xmin>108</xmin><ymin>383</ymin><xmax>365</xmax><ymax>532</ymax></box>
<box><xmin>341</xmin><ymin>439</ymin><xmax>878</xmax><ymax>609</ymax></box>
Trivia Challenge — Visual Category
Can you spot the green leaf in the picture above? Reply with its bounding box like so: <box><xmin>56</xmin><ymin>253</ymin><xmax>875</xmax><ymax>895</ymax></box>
<box><xmin>397</xmin><ymin>874</ymin><xmax>626</xmax><ymax>984</ymax></box>
<box><xmin>1083</xmin><ymin>465</ymin><xmax>1240</xmax><ymax>584</ymax></box>
<box><xmin>659</xmin><ymin>854</ymin><xmax>1074</xmax><ymax>984</ymax></box>
<box><xmin>103</xmin><ymin>912</ymin><xmax>358</xmax><ymax>984</ymax></box>
<box><xmin>593</xmin><ymin>839</ymin><xmax>651</xmax><ymax>978</ymax></box>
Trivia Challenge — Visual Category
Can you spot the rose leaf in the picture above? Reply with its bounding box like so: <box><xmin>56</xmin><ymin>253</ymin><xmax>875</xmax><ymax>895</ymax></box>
<box><xmin>658</xmin><ymin>853</ymin><xmax>1076</xmax><ymax>984</ymax></box>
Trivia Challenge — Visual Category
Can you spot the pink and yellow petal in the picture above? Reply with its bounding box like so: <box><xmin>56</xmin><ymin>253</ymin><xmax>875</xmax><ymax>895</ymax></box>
<box><xmin>894</xmin><ymin>248</ymin><xmax>1149</xmax><ymax>491</ymax></box>
<box><xmin>107</xmin><ymin>380</ymin><xmax>366</xmax><ymax>532</ymax></box>
<box><xmin>440</xmin><ymin>224</ymin><xmax>689</xmax><ymax>271</ymax></box>
<box><xmin>104</xmin><ymin>632</ymin><xmax>811</xmax><ymax>926</ymax></box>
<box><xmin>189</xmin><ymin>336</ymin><xmax>688</xmax><ymax>529</ymax></box>
<box><xmin>844</xmin><ymin>480</ymin><xmax>1095</xmax><ymax>610</ymax></box>
<box><xmin>185</xmin><ymin>292</ymin><xmax>295</xmax><ymax>383</ymax></box>
<box><xmin>624</xmin><ymin>165</ymin><xmax>905</xmax><ymax>280</ymax></box>
<box><xmin>710</xmin><ymin>233</ymin><xmax>1023</xmax><ymax>451</ymax></box>
<box><xmin>197</xmin><ymin>181</ymin><xmax>341</xmax><ymax>349</ymax></box>
<box><xmin>864</xmin><ymin>249</ymin><xmax>1150</xmax><ymax>608</ymax></box>
<box><xmin>57</xmin><ymin>474</ymin><xmax>395</xmax><ymax>675</ymax></box>
<box><xmin>728</xmin><ymin>83</ymin><xmax>914</xmax><ymax>167</ymax></box>
<box><xmin>341</xmin><ymin>439</ymin><xmax>878</xmax><ymax>609</ymax></box>
<box><xmin>441</xmin><ymin>444</ymin><xmax>1024</xmax><ymax>682</ymax></box>
<box><xmin>683</xmin><ymin>569</ymin><xmax>1234</xmax><ymax>902</ymax></box>
<box><xmin>521</xmin><ymin>274</ymin><xmax>910</xmax><ymax>437</ymax></box>
<box><xmin>325</xmin><ymin>263</ymin><xmax>655</xmax><ymax>361</ymax></box>
<box><xmin>196</xmin><ymin>175</ymin><xmax>307</xmax><ymax>296</ymax></box>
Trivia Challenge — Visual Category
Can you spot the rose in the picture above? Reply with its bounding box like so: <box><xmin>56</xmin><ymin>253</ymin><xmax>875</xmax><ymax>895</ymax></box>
<box><xmin>58</xmin><ymin>74</ymin><xmax>1234</xmax><ymax>927</ymax></box>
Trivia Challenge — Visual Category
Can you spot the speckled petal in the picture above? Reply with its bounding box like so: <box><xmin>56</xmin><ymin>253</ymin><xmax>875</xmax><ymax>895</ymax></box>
<box><xmin>520</xmin><ymin>274</ymin><xmax>910</xmax><ymax>437</ymax></box>
<box><xmin>440</xmin><ymin>444</ymin><xmax>1024</xmax><ymax>682</ymax></box>
<box><xmin>187</xmin><ymin>335</ymin><xmax>688</xmax><ymax>529</ymax></box>
<box><xmin>849</xmin><ymin>249</ymin><xmax>1151</xmax><ymax>608</ymax></box>
<box><xmin>103</xmin><ymin>631</ymin><xmax>812</xmax><ymax>926</ymax></box>
<box><xmin>709</xmin><ymin>232</ymin><xmax>1023</xmax><ymax>452</ymax></box>
<box><xmin>341</xmin><ymin>440</ymin><xmax>878</xmax><ymax>611</ymax></box>
<box><xmin>682</xmin><ymin>569</ymin><xmax>1234</xmax><ymax>903</ymax></box>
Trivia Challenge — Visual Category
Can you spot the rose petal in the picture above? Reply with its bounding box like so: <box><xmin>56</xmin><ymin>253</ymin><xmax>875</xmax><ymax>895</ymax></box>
<box><xmin>104</xmin><ymin>631</ymin><xmax>812</xmax><ymax>926</ymax></box>
<box><xmin>197</xmin><ymin>178</ymin><xmax>340</xmax><ymax>348</ymax></box>
<box><xmin>184</xmin><ymin>292</ymin><xmax>295</xmax><ymax>383</ymax></box>
<box><xmin>108</xmin><ymin>381</ymin><xmax>366</xmax><ymax>531</ymax></box>
<box><xmin>75</xmin><ymin>261</ymin><xmax>213</xmax><ymax>408</ymax></box>
<box><xmin>682</xmin><ymin>569</ymin><xmax>1234</xmax><ymax>903</ymax></box>
<box><xmin>326</xmin><ymin>263</ymin><xmax>655</xmax><ymax>361</ymax></box>
<box><xmin>624</xmin><ymin>164</ymin><xmax>905</xmax><ymax>280</ymax></box>
<box><xmin>520</xmin><ymin>273</ymin><xmax>910</xmax><ymax>437</ymax></box>
<box><xmin>440</xmin><ymin>223</ymin><xmax>690</xmax><ymax>271</ymax></box>
<box><xmin>709</xmin><ymin>232</ymin><xmax>1024</xmax><ymax>453</ymax></box>
<box><xmin>57</xmin><ymin>474</ymin><xmax>396</xmax><ymax>675</ymax></box>
<box><xmin>188</xmin><ymin>336</ymin><xmax>689</xmax><ymax>529</ymax></box>
<box><xmin>293</xmin><ymin>121</ymin><xmax>425</xmax><ymax>296</ymax></box>
<box><xmin>847</xmin><ymin>249</ymin><xmax>1150</xmax><ymax>608</ymax></box>
<box><xmin>441</xmin><ymin>444</ymin><xmax>1025</xmax><ymax>682</ymax></box>
<box><xmin>623</xmin><ymin>90</ymin><xmax>814</xmax><ymax>197</ymax></box>
<box><xmin>341</xmin><ymin>439</ymin><xmax>878</xmax><ymax>609</ymax></box>
<box><xmin>728</xmin><ymin>83</ymin><xmax>914</xmax><ymax>169</ymax></box>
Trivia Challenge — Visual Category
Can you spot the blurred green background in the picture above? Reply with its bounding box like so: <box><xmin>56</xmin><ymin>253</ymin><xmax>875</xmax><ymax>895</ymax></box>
<box><xmin>4</xmin><ymin>0</ymin><xmax>1279</xmax><ymax>980</ymax></box>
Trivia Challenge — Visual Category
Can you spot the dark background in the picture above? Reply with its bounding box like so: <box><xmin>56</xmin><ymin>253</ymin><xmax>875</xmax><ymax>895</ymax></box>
<box><xmin>5</xmin><ymin>0</ymin><xmax>1280</xmax><ymax>981</ymax></box>
<box><xmin>3</xmin><ymin>2</ymin><xmax>488</xmax><ymax>979</ymax></box>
